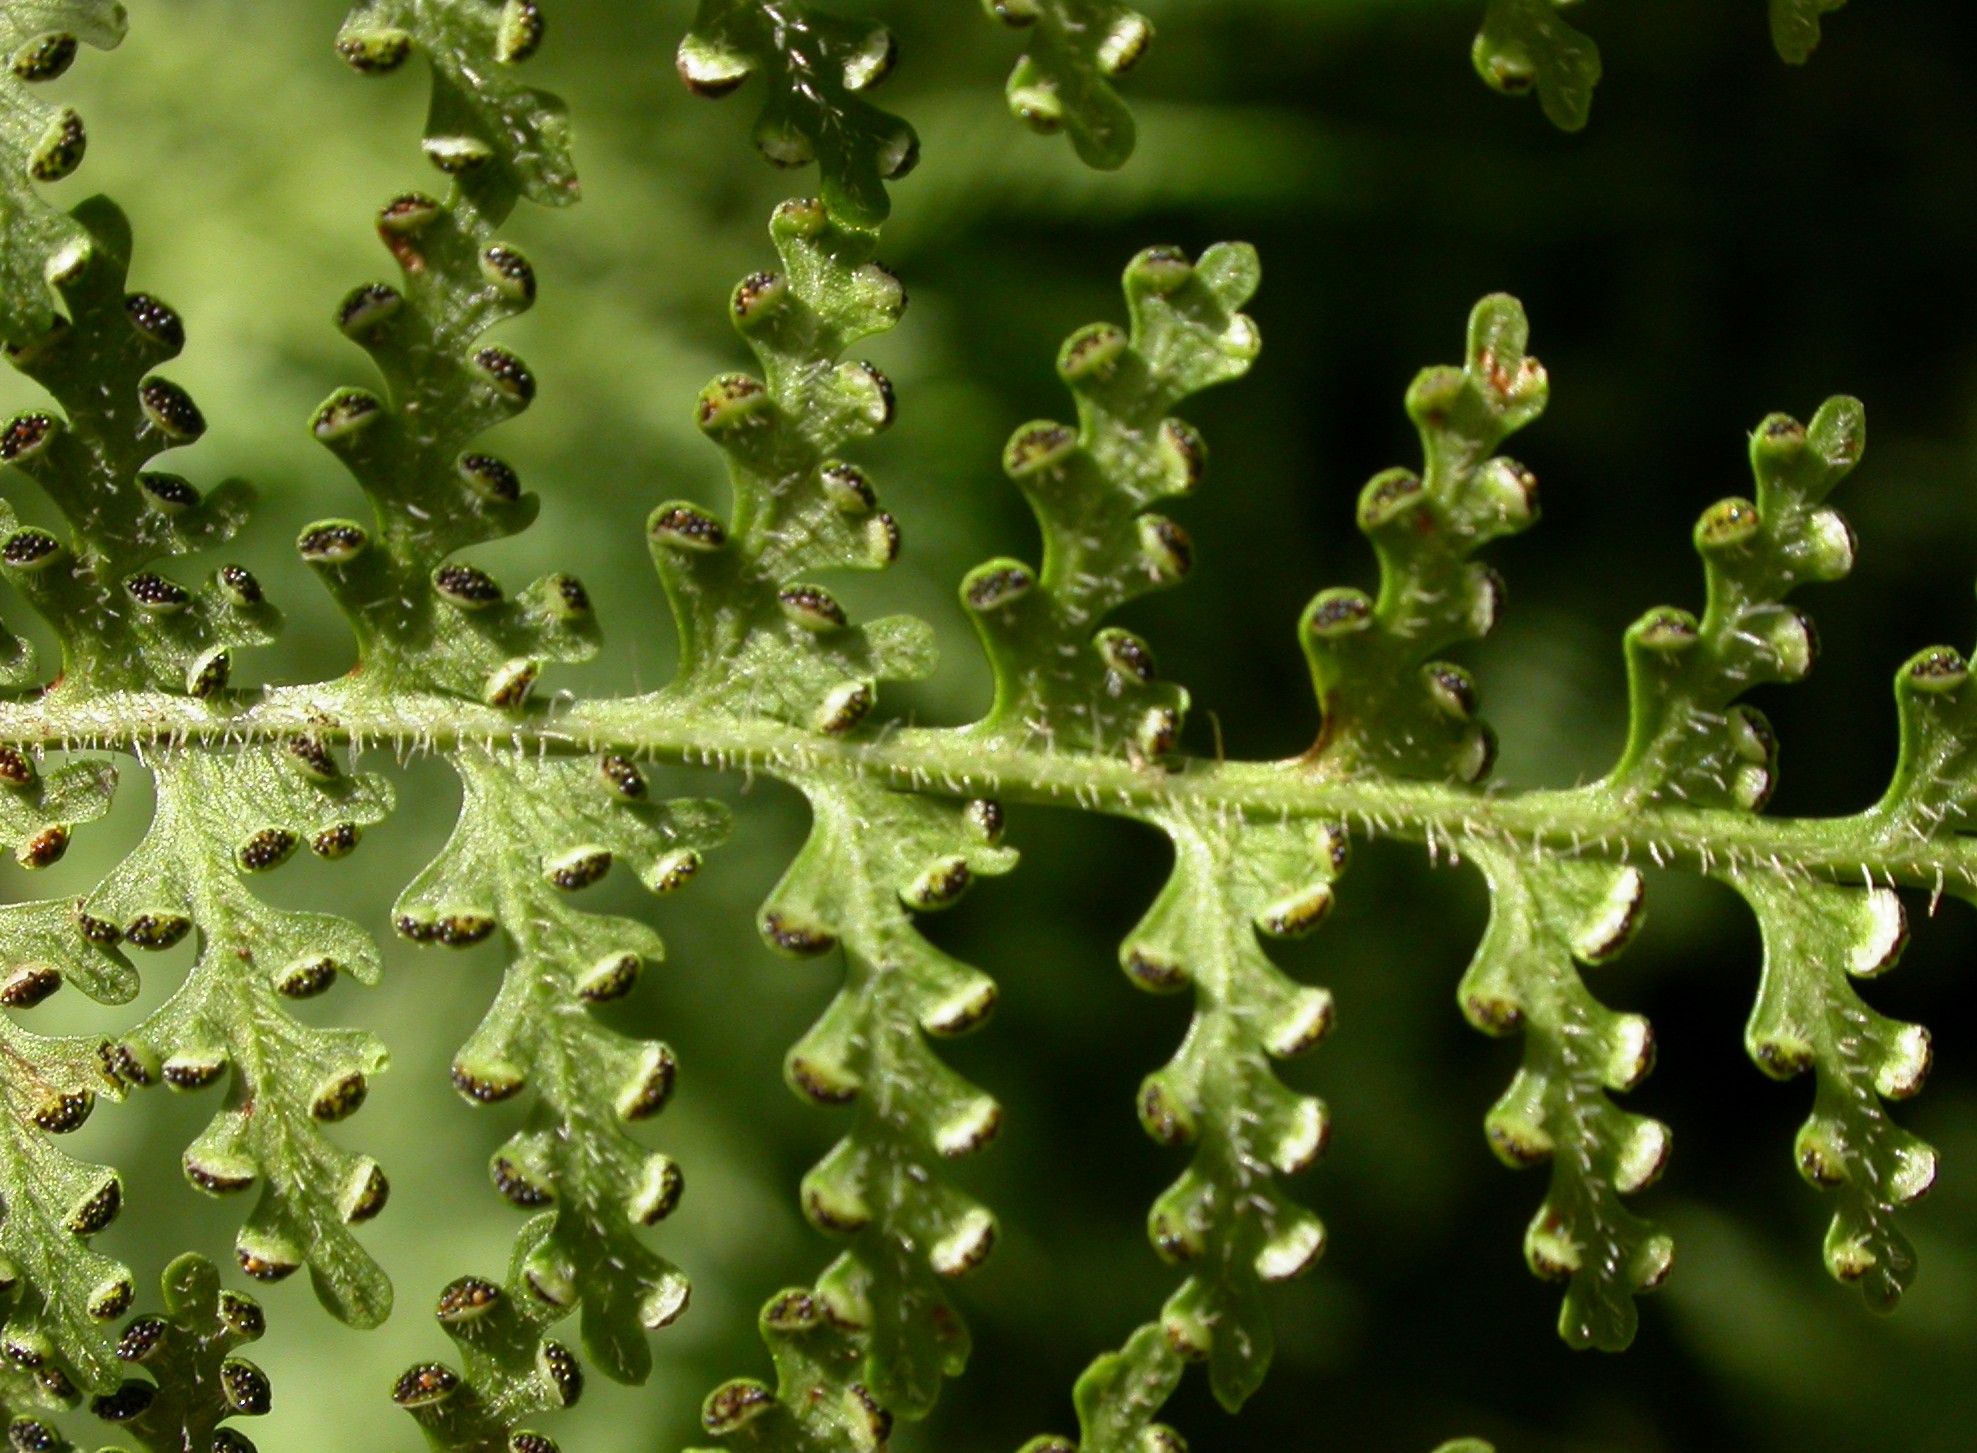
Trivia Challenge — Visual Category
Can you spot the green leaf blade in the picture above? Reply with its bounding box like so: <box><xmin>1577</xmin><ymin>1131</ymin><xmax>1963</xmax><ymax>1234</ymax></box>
<box><xmin>394</xmin><ymin>748</ymin><xmax>729</xmax><ymax>1391</ymax></box>
<box><xmin>1461</xmin><ymin>847</ymin><xmax>1671</xmax><ymax>1352</ymax></box>
<box><xmin>91</xmin><ymin>747</ymin><xmax>395</xmax><ymax>1327</ymax></box>
<box><xmin>1771</xmin><ymin>0</ymin><xmax>1849</xmax><ymax>64</ymax></box>
<box><xmin>987</xmin><ymin>0</ymin><xmax>1153</xmax><ymax>169</ymax></box>
<box><xmin>1733</xmin><ymin>873</ymin><xmax>1934</xmax><ymax>1310</ymax></box>
<box><xmin>965</xmin><ymin>243</ymin><xmax>1261</xmax><ymax>765</ymax></box>
<box><xmin>1472</xmin><ymin>0</ymin><xmax>1601</xmax><ymax>132</ymax></box>
<box><xmin>0</xmin><ymin>1</ymin><xmax>127</xmax><ymax>346</ymax></box>
<box><xmin>1303</xmin><ymin>294</ymin><xmax>1545</xmax><ymax>782</ymax></box>
<box><xmin>677</xmin><ymin>1</ymin><xmax>914</xmax><ymax>228</ymax></box>
<box><xmin>337</xmin><ymin>0</ymin><xmax>577</xmax><ymax>207</ymax></box>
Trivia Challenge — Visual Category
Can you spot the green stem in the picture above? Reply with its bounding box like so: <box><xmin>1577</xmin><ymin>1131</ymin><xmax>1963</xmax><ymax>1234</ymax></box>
<box><xmin>0</xmin><ymin>687</ymin><xmax>1959</xmax><ymax>890</ymax></box>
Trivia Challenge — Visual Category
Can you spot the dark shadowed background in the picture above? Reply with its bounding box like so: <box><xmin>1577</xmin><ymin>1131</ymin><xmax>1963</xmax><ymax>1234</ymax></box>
<box><xmin>2</xmin><ymin>1</ymin><xmax>1975</xmax><ymax>1449</ymax></box>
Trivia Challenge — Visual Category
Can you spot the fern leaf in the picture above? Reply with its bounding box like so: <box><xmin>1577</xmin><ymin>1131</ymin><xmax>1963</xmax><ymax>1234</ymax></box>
<box><xmin>1772</xmin><ymin>0</ymin><xmax>1849</xmax><ymax>64</ymax></box>
<box><xmin>693</xmin><ymin>779</ymin><xmax>1013</xmax><ymax>1444</ymax></box>
<box><xmin>667</xmin><ymin>197</ymin><xmax>1023</xmax><ymax>1442</ymax></box>
<box><xmin>1473</xmin><ymin>1</ymin><xmax>1849</xmax><ymax>125</ymax></box>
<box><xmin>1731</xmin><ymin>873</ymin><xmax>1931</xmax><ymax>1309</ymax></box>
<box><xmin>1607</xmin><ymin>399</ymin><xmax>1860</xmax><ymax>806</ymax></box>
<box><xmin>1120</xmin><ymin>808</ymin><xmax>1340</xmax><ymax>1409</ymax></box>
<box><xmin>392</xmin><ymin>748</ymin><xmax>729</xmax><ymax>1388</ymax></box>
<box><xmin>0</xmin><ymin>1</ymin><xmax>125</xmax><ymax>345</ymax></box>
<box><xmin>1016</xmin><ymin>1321</ymin><xmax>1186</xmax><ymax>1453</ymax></box>
<box><xmin>1302</xmin><ymin>294</ymin><xmax>1545</xmax><ymax>782</ymax></box>
<box><xmin>2</xmin><ymin>198</ymin><xmax>275</xmax><ymax>699</ymax></box>
<box><xmin>690</xmin><ymin>1288</ymin><xmax>884</xmax><ymax>1453</ymax></box>
<box><xmin>88</xmin><ymin>1253</ymin><xmax>270</xmax><ymax>1452</ymax></box>
<box><xmin>764</xmin><ymin>777</ymin><xmax>1012</xmax><ymax>1414</ymax></box>
<box><xmin>1459</xmin><ymin>848</ymin><xmax>1670</xmax><ymax>1350</ymax></box>
<box><xmin>392</xmin><ymin>1227</ymin><xmax>589</xmax><ymax>1453</ymax></box>
<box><xmin>337</xmin><ymin>0</ymin><xmax>577</xmax><ymax>206</ymax></box>
<box><xmin>310</xmin><ymin>185</ymin><xmax>595</xmax><ymax>703</ymax></box>
<box><xmin>1447</xmin><ymin>398</ymin><xmax>1864</xmax><ymax>1343</ymax></box>
<box><xmin>0</xmin><ymin>1015</ymin><xmax>129</xmax><ymax>1403</ymax></box>
<box><xmin>0</xmin><ymin>753</ymin><xmax>122</xmax><ymax>1001</ymax></box>
<box><xmin>963</xmin><ymin>242</ymin><xmax>1259</xmax><ymax>764</ymax></box>
<box><xmin>676</xmin><ymin>1</ymin><xmax>915</xmax><ymax>228</ymax></box>
<box><xmin>89</xmin><ymin>747</ymin><xmax>395</xmax><ymax>1326</ymax></box>
<box><xmin>0</xmin><ymin>185</ymin><xmax>278</xmax><ymax>1405</ymax></box>
<box><xmin>1472</xmin><ymin>0</ymin><xmax>1601</xmax><ymax>131</ymax></box>
<box><xmin>982</xmin><ymin>0</ymin><xmax>1153</xmax><ymax>169</ymax></box>
<box><xmin>646</xmin><ymin>198</ymin><xmax>925</xmax><ymax>734</ymax></box>
<box><xmin>998</xmin><ymin>246</ymin><xmax>1305</xmax><ymax>1440</ymax></box>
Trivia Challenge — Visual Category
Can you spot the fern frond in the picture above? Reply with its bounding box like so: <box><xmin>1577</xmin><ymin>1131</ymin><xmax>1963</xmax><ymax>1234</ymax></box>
<box><xmin>392</xmin><ymin>1231</ymin><xmax>587</xmax><ymax>1453</ymax></box>
<box><xmin>0</xmin><ymin>753</ymin><xmax>120</xmax><ymax>1000</ymax></box>
<box><xmin>1772</xmin><ymin>0</ymin><xmax>1850</xmax><ymax>64</ymax></box>
<box><xmin>676</xmin><ymin>1</ymin><xmax>915</xmax><ymax>228</ymax></box>
<box><xmin>328</xmin><ymin>4</ymin><xmax>743</xmax><ymax>1431</ymax></box>
<box><xmin>89</xmin><ymin>746</ymin><xmax>394</xmax><ymax>1324</ymax></box>
<box><xmin>0</xmin><ymin>1</ymin><xmax>125</xmax><ymax>346</ymax></box>
<box><xmin>1302</xmin><ymin>294</ymin><xmax>1544</xmax><ymax>782</ymax></box>
<box><xmin>0</xmin><ymin>7</ymin><xmax>1939</xmax><ymax>1449</ymax></box>
<box><xmin>1122</xmin><ymin>807</ymin><xmax>1340</xmax><ymax>1409</ymax></box>
<box><xmin>392</xmin><ymin>748</ymin><xmax>728</xmax><ymax>1394</ymax></box>
<box><xmin>0</xmin><ymin>1014</ymin><xmax>128</xmax><ymax>1404</ymax></box>
<box><xmin>310</xmin><ymin>183</ymin><xmax>593</xmax><ymax>704</ymax></box>
<box><xmin>0</xmin><ymin>755</ymin><xmax>129</xmax><ymax>1407</ymax></box>
<box><xmin>691</xmin><ymin>1288</ymin><xmax>882</xmax><ymax>1453</ymax></box>
<box><xmin>1606</xmin><ymin>400</ymin><xmax>1859</xmax><ymax>807</ymax></box>
<box><xmin>1471</xmin><ymin>0</ymin><xmax>1600</xmax><ymax>132</ymax></box>
<box><xmin>2</xmin><ymin>198</ymin><xmax>274</xmax><ymax>699</ymax></box>
<box><xmin>1731</xmin><ymin>873</ymin><xmax>1931</xmax><ymax>1308</ymax></box>
<box><xmin>1458</xmin><ymin>848</ymin><xmax>1669</xmax><ymax>1350</ymax></box>
<box><xmin>661</xmin><ymin>194</ymin><xmax>1027</xmax><ymax>1441</ymax></box>
<box><xmin>770</xmin><ymin>778</ymin><xmax>1012</xmax><ymax>1406</ymax></box>
<box><xmin>981</xmin><ymin>0</ymin><xmax>1153</xmax><ymax>169</ymax></box>
<box><xmin>1473</xmin><ymin>0</ymin><xmax>1851</xmax><ymax>127</ymax></box>
<box><xmin>1017</xmin><ymin>1321</ymin><xmax>1184</xmax><ymax>1453</ymax></box>
<box><xmin>693</xmin><ymin>776</ymin><xmax>1013</xmax><ymax>1444</ymax></box>
<box><xmin>337</xmin><ymin>0</ymin><xmax>576</xmax><ymax>206</ymax></box>
<box><xmin>0</xmin><ymin>176</ymin><xmax>281</xmax><ymax>1410</ymax></box>
<box><xmin>646</xmin><ymin>197</ymin><xmax>923</xmax><ymax>733</ymax></box>
<box><xmin>963</xmin><ymin>242</ymin><xmax>1259</xmax><ymax>764</ymax></box>
<box><xmin>88</xmin><ymin>1253</ymin><xmax>269</xmax><ymax>1452</ymax></box>
<box><xmin>993</xmin><ymin>246</ymin><xmax>1327</xmax><ymax>1441</ymax></box>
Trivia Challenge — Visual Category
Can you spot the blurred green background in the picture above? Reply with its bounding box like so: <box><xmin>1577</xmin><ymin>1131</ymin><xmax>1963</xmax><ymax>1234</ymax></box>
<box><xmin>4</xmin><ymin>0</ymin><xmax>1977</xmax><ymax>1449</ymax></box>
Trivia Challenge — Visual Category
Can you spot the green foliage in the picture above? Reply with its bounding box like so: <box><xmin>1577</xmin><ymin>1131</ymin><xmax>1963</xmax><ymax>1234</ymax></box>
<box><xmin>92</xmin><ymin>746</ymin><xmax>394</xmax><ymax>1327</ymax></box>
<box><xmin>90</xmin><ymin>1253</ymin><xmax>270</xmax><ymax>1453</ymax></box>
<box><xmin>1017</xmin><ymin>1322</ymin><xmax>1183</xmax><ymax>1453</ymax></box>
<box><xmin>337</xmin><ymin>0</ymin><xmax>576</xmax><ymax>206</ymax></box>
<box><xmin>0</xmin><ymin>1006</ymin><xmax>127</xmax><ymax>1405</ymax></box>
<box><xmin>1473</xmin><ymin>0</ymin><xmax>1852</xmax><ymax>127</ymax></box>
<box><xmin>308</xmin><ymin>173</ymin><xmax>592</xmax><ymax>703</ymax></box>
<box><xmin>1772</xmin><ymin>0</ymin><xmax>1850</xmax><ymax>63</ymax></box>
<box><xmin>964</xmin><ymin>241</ymin><xmax>1258</xmax><ymax>762</ymax></box>
<box><xmin>391</xmin><ymin>1241</ymin><xmax>585</xmax><ymax>1453</ymax></box>
<box><xmin>0</xmin><ymin>5</ymin><xmax>1955</xmax><ymax>1453</ymax></box>
<box><xmin>1471</xmin><ymin>0</ymin><xmax>1601</xmax><ymax>131</ymax></box>
<box><xmin>0</xmin><ymin>1</ymin><xmax>125</xmax><ymax>346</ymax></box>
<box><xmin>644</xmin><ymin>196</ymin><xmax>922</xmax><ymax>731</ymax></box>
<box><xmin>980</xmin><ymin>0</ymin><xmax>1154</xmax><ymax>169</ymax></box>
<box><xmin>1302</xmin><ymin>295</ymin><xmax>1542</xmax><ymax>780</ymax></box>
<box><xmin>1117</xmin><ymin>808</ymin><xmax>1340</xmax><ymax>1410</ymax></box>
<box><xmin>1460</xmin><ymin>848</ymin><xmax>1670</xmax><ymax>1351</ymax></box>
<box><xmin>676</xmin><ymin>0</ymin><xmax>914</xmax><ymax>228</ymax></box>
<box><xmin>1</xmin><ymin>196</ymin><xmax>270</xmax><ymax>697</ymax></box>
<box><xmin>395</xmin><ymin>749</ymin><xmax>727</xmax><ymax>1387</ymax></box>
